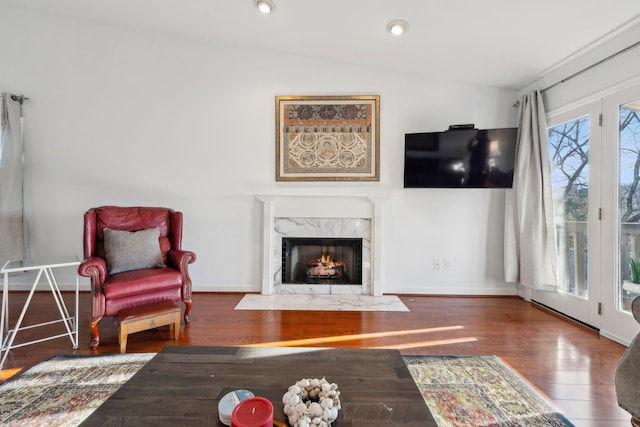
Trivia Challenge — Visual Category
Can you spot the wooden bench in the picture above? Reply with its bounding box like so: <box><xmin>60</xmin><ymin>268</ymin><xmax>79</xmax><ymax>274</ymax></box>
<box><xmin>118</xmin><ymin>301</ymin><xmax>181</xmax><ymax>354</ymax></box>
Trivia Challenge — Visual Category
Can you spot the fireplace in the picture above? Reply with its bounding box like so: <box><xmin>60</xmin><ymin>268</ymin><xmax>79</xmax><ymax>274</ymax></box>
<box><xmin>282</xmin><ymin>237</ymin><xmax>363</xmax><ymax>285</ymax></box>
<box><xmin>257</xmin><ymin>194</ymin><xmax>388</xmax><ymax>295</ymax></box>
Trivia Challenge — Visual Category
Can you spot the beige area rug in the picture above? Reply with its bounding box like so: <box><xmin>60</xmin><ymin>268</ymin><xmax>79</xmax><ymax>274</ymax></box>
<box><xmin>234</xmin><ymin>294</ymin><xmax>410</xmax><ymax>311</ymax></box>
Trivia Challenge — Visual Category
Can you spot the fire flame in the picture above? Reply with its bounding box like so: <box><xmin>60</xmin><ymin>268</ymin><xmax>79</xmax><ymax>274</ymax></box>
<box><xmin>318</xmin><ymin>254</ymin><xmax>334</xmax><ymax>266</ymax></box>
<box><xmin>311</xmin><ymin>254</ymin><xmax>347</xmax><ymax>273</ymax></box>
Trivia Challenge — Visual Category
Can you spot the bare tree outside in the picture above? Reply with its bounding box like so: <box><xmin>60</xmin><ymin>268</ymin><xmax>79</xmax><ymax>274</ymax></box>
<box><xmin>619</xmin><ymin>105</ymin><xmax>640</xmax><ymax>311</ymax></box>
<box><xmin>548</xmin><ymin>109</ymin><xmax>640</xmax><ymax>309</ymax></box>
<box><xmin>619</xmin><ymin>108</ymin><xmax>640</xmax><ymax>222</ymax></box>
<box><xmin>549</xmin><ymin>117</ymin><xmax>590</xmax><ymax>222</ymax></box>
<box><xmin>548</xmin><ymin>117</ymin><xmax>590</xmax><ymax>296</ymax></box>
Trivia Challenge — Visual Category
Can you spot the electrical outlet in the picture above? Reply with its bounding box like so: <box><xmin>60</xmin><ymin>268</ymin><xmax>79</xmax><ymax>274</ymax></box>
<box><xmin>433</xmin><ymin>258</ymin><xmax>442</xmax><ymax>270</ymax></box>
<box><xmin>444</xmin><ymin>258</ymin><xmax>452</xmax><ymax>270</ymax></box>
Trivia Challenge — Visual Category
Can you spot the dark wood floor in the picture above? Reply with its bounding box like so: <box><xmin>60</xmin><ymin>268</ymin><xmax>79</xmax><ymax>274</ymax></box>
<box><xmin>0</xmin><ymin>292</ymin><xmax>632</xmax><ymax>427</ymax></box>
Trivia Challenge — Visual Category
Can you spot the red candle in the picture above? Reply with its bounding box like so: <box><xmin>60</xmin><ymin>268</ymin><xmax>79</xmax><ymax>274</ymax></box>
<box><xmin>231</xmin><ymin>396</ymin><xmax>273</xmax><ymax>427</ymax></box>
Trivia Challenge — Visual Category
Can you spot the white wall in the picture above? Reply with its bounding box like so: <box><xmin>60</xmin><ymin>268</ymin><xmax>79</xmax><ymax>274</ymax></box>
<box><xmin>0</xmin><ymin>5</ymin><xmax>519</xmax><ymax>294</ymax></box>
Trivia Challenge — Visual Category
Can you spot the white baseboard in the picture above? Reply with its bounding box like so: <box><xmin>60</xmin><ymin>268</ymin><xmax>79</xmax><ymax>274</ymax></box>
<box><xmin>192</xmin><ymin>284</ymin><xmax>519</xmax><ymax>296</ymax></box>
<box><xmin>386</xmin><ymin>286</ymin><xmax>518</xmax><ymax>296</ymax></box>
<box><xmin>192</xmin><ymin>284</ymin><xmax>259</xmax><ymax>293</ymax></box>
<box><xmin>5</xmin><ymin>283</ymin><xmax>91</xmax><ymax>292</ymax></box>
<box><xmin>600</xmin><ymin>328</ymin><xmax>631</xmax><ymax>347</ymax></box>
<box><xmin>5</xmin><ymin>282</ymin><xmax>518</xmax><ymax>296</ymax></box>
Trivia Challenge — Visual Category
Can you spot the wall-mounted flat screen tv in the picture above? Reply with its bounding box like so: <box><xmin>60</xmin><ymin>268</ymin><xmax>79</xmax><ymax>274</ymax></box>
<box><xmin>404</xmin><ymin>127</ymin><xmax>518</xmax><ymax>188</ymax></box>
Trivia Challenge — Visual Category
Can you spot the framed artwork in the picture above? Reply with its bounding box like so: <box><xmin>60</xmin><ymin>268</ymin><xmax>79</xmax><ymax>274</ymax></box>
<box><xmin>275</xmin><ymin>95</ymin><xmax>380</xmax><ymax>181</ymax></box>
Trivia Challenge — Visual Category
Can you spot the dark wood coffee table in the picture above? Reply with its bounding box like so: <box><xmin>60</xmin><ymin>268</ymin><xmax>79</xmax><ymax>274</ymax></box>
<box><xmin>82</xmin><ymin>345</ymin><xmax>436</xmax><ymax>426</ymax></box>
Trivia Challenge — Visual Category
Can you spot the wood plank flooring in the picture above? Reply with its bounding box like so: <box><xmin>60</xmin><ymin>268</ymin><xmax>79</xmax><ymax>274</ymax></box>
<box><xmin>0</xmin><ymin>292</ymin><xmax>632</xmax><ymax>427</ymax></box>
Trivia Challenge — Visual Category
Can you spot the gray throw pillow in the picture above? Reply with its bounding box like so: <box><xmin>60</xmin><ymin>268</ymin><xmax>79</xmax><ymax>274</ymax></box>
<box><xmin>103</xmin><ymin>227</ymin><xmax>166</xmax><ymax>274</ymax></box>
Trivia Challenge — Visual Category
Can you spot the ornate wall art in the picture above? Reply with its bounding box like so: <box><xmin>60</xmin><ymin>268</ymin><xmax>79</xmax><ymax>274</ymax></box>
<box><xmin>275</xmin><ymin>95</ymin><xmax>380</xmax><ymax>181</ymax></box>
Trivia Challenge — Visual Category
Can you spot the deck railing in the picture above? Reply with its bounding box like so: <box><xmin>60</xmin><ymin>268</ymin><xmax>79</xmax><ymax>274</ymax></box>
<box><xmin>620</xmin><ymin>222</ymin><xmax>640</xmax><ymax>283</ymax></box>
<box><xmin>557</xmin><ymin>221</ymin><xmax>640</xmax><ymax>301</ymax></box>
<box><xmin>557</xmin><ymin>221</ymin><xmax>587</xmax><ymax>296</ymax></box>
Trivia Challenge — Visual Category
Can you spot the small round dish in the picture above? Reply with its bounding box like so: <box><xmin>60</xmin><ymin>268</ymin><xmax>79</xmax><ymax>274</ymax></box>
<box><xmin>218</xmin><ymin>389</ymin><xmax>255</xmax><ymax>426</ymax></box>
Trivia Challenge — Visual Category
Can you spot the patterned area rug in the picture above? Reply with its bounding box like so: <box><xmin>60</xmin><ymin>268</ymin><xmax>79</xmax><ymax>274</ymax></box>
<box><xmin>0</xmin><ymin>353</ymin><xmax>573</xmax><ymax>426</ymax></box>
<box><xmin>0</xmin><ymin>353</ymin><xmax>154</xmax><ymax>426</ymax></box>
<box><xmin>403</xmin><ymin>355</ymin><xmax>575</xmax><ymax>427</ymax></box>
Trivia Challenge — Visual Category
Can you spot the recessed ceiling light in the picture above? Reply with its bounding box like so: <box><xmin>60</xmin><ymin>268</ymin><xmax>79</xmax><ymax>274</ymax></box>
<box><xmin>387</xmin><ymin>19</ymin><xmax>409</xmax><ymax>36</ymax></box>
<box><xmin>255</xmin><ymin>0</ymin><xmax>275</xmax><ymax>14</ymax></box>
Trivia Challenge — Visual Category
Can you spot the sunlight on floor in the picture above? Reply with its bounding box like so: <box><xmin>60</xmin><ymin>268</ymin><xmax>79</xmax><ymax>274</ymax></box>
<box><xmin>0</xmin><ymin>367</ymin><xmax>23</xmax><ymax>381</ymax></box>
<box><xmin>373</xmin><ymin>336</ymin><xmax>478</xmax><ymax>350</ymax></box>
<box><xmin>248</xmin><ymin>325</ymin><xmax>476</xmax><ymax>348</ymax></box>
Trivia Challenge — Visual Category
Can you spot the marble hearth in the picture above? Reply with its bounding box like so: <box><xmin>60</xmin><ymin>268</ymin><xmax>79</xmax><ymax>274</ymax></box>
<box><xmin>257</xmin><ymin>195</ymin><xmax>386</xmax><ymax>296</ymax></box>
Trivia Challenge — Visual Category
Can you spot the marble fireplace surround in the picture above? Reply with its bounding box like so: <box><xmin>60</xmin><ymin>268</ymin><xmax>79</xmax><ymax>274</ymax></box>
<box><xmin>257</xmin><ymin>195</ymin><xmax>386</xmax><ymax>296</ymax></box>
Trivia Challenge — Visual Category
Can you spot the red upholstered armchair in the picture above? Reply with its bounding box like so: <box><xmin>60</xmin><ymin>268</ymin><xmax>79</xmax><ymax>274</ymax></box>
<box><xmin>78</xmin><ymin>206</ymin><xmax>196</xmax><ymax>349</ymax></box>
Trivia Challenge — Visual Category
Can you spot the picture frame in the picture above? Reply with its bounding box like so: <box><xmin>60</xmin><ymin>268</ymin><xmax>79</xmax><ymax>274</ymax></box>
<box><xmin>275</xmin><ymin>95</ymin><xmax>380</xmax><ymax>181</ymax></box>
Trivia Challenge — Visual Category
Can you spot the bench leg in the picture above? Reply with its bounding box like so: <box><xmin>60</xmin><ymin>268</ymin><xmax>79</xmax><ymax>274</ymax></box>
<box><xmin>119</xmin><ymin>325</ymin><xmax>128</xmax><ymax>354</ymax></box>
<box><xmin>173</xmin><ymin>311</ymin><xmax>180</xmax><ymax>340</ymax></box>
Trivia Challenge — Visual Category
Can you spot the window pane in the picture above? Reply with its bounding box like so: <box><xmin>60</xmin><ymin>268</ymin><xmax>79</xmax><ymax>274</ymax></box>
<box><xmin>549</xmin><ymin>117</ymin><xmax>590</xmax><ymax>297</ymax></box>
<box><xmin>619</xmin><ymin>103</ymin><xmax>640</xmax><ymax>312</ymax></box>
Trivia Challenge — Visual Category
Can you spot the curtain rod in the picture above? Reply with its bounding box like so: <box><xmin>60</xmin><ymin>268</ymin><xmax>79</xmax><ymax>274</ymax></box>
<box><xmin>541</xmin><ymin>40</ymin><xmax>640</xmax><ymax>93</ymax></box>
<box><xmin>10</xmin><ymin>94</ymin><xmax>30</xmax><ymax>104</ymax></box>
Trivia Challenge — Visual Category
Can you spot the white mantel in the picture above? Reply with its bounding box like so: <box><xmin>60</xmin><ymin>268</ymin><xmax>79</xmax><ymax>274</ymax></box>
<box><xmin>257</xmin><ymin>194</ymin><xmax>387</xmax><ymax>296</ymax></box>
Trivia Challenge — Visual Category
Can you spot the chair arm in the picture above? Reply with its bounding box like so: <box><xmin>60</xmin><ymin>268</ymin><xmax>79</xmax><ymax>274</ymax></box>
<box><xmin>615</xmin><ymin>296</ymin><xmax>640</xmax><ymax>418</ymax></box>
<box><xmin>78</xmin><ymin>256</ymin><xmax>107</xmax><ymax>321</ymax></box>
<box><xmin>167</xmin><ymin>249</ymin><xmax>196</xmax><ymax>273</ymax></box>
<box><xmin>78</xmin><ymin>256</ymin><xmax>107</xmax><ymax>284</ymax></box>
<box><xmin>632</xmin><ymin>295</ymin><xmax>640</xmax><ymax>323</ymax></box>
<box><xmin>167</xmin><ymin>249</ymin><xmax>196</xmax><ymax>308</ymax></box>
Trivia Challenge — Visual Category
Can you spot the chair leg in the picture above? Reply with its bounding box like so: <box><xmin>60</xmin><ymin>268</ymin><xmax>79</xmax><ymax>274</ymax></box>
<box><xmin>90</xmin><ymin>316</ymin><xmax>102</xmax><ymax>349</ymax></box>
<box><xmin>184</xmin><ymin>300</ymin><xmax>192</xmax><ymax>323</ymax></box>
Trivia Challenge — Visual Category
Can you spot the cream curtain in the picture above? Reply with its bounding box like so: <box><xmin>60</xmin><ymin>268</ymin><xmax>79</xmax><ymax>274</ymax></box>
<box><xmin>504</xmin><ymin>90</ymin><xmax>558</xmax><ymax>291</ymax></box>
<box><xmin>0</xmin><ymin>93</ymin><xmax>27</xmax><ymax>264</ymax></box>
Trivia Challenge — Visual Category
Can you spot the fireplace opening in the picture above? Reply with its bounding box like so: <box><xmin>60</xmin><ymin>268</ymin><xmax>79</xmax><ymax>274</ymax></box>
<box><xmin>282</xmin><ymin>237</ymin><xmax>363</xmax><ymax>285</ymax></box>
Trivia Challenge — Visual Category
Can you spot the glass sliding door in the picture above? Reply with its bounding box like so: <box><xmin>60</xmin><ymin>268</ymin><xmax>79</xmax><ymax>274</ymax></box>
<box><xmin>532</xmin><ymin>102</ymin><xmax>601</xmax><ymax>328</ymax></box>
<box><xmin>534</xmin><ymin>84</ymin><xmax>640</xmax><ymax>344</ymax></box>
<box><xmin>600</xmin><ymin>85</ymin><xmax>640</xmax><ymax>344</ymax></box>
<box><xmin>618</xmin><ymin>102</ymin><xmax>640</xmax><ymax>312</ymax></box>
<box><xmin>550</xmin><ymin>116</ymin><xmax>590</xmax><ymax>297</ymax></box>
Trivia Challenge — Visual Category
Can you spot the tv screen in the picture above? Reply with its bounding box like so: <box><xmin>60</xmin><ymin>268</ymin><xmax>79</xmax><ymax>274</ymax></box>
<box><xmin>404</xmin><ymin>127</ymin><xmax>518</xmax><ymax>188</ymax></box>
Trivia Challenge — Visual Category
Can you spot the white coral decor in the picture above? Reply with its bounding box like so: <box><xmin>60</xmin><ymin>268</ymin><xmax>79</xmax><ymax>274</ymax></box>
<box><xmin>282</xmin><ymin>378</ymin><xmax>341</xmax><ymax>427</ymax></box>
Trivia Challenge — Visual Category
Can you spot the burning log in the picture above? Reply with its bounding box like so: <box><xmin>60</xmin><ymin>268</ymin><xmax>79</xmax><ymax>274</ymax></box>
<box><xmin>306</xmin><ymin>254</ymin><xmax>347</xmax><ymax>277</ymax></box>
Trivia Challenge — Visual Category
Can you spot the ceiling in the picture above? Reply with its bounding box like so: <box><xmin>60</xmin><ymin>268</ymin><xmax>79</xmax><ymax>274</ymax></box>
<box><xmin>2</xmin><ymin>0</ymin><xmax>640</xmax><ymax>89</ymax></box>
